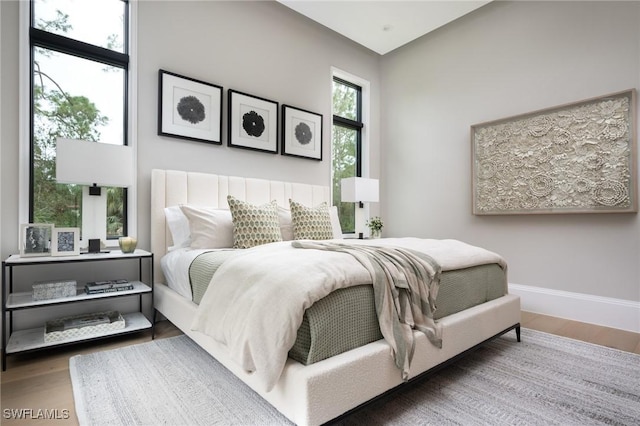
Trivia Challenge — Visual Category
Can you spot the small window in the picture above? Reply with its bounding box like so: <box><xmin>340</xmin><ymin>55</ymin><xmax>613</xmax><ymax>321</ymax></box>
<box><xmin>331</xmin><ymin>77</ymin><xmax>363</xmax><ymax>234</ymax></box>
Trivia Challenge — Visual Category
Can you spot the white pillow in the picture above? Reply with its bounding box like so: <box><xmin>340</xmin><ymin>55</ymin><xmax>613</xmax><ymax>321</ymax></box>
<box><xmin>278</xmin><ymin>206</ymin><xmax>294</xmax><ymax>241</ymax></box>
<box><xmin>278</xmin><ymin>204</ymin><xmax>343</xmax><ymax>240</ymax></box>
<box><xmin>179</xmin><ymin>205</ymin><xmax>234</xmax><ymax>249</ymax></box>
<box><xmin>329</xmin><ymin>205</ymin><xmax>343</xmax><ymax>238</ymax></box>
<box><xmin>164</xmin><ymin>206</ymin><xmax>191</xmax><ymax>251</ymax></box>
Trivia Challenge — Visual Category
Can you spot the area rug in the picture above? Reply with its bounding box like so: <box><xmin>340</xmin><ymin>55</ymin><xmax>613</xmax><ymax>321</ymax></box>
<box><xmin>69</xmin><ymin>329</ymin><xmax>640</xmax><ymax>425</ymax></box>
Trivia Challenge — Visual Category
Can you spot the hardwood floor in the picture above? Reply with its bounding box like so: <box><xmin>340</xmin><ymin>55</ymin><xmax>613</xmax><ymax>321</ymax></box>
<box><xmin>1</xmin><ymin>313</ymin><xmax>638</xmax><ymax>425</ymax></box>
<box><xmin>521</xmin><ymin>311</ymin><xmax>640</xmax><ymax>354</ymax></box>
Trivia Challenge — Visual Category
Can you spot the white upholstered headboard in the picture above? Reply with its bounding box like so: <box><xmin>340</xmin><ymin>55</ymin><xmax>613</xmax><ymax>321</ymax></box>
<box><xmin>151</xmin><ymin>169</ymin><xmax>331</xmax><ymax>284</ymax></box>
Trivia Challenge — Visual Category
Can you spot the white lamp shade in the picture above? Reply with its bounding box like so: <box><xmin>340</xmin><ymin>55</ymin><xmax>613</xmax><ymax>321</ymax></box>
<box><xmin>341</xmin><ymin>177</ymin><xmax>379</xmax><ymax>203</ymax></box>
<box><xmin>56</xmin><ymin>138</ymin><xmax>133</xmax><ymax>187</ymax></box>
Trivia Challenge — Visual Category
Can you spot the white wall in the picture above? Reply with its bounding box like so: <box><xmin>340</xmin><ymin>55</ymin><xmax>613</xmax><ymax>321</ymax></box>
<box><xmin>1</xmin><ymin>0</ymin><xmax>19</xmax><ymax>261</ymax></box>
<box><xmin>380</xmin><ymin>1</ymin><xmax>640</xmax><ymax>306</ymax></box>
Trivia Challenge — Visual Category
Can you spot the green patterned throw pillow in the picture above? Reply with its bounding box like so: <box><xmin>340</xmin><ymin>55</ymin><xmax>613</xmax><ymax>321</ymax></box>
<box><xmin>227</xmin><ymin>196</ymin><xmax>282</xmax><ymax>249</ymax></box>
<box><xmin>289</xmin><ymin>200</ymin><xmax>334</xmax><ymax>240</ymax></box>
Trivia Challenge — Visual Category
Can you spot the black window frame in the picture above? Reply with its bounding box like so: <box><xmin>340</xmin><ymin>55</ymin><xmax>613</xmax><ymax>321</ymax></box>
<box><xmin>332</xmin><ymin>77</ymin><xmax>364</xmax><ymax>177</ymax></box>
<box><xmin>28</xmin><ymin>0</ymin><xmax>130</xmax><ymax>237</ymax></box>
<box><xmin>332</xmin><ymin>76</ymin><xmax>364</xmax><ymax>235</ymax></box>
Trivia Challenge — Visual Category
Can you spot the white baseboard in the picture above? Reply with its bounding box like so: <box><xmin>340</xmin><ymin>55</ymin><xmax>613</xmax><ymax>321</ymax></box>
<box><xmin>509</xmin><ymin>283</ymin><xmax>640</xmax><ymax>334</ymax></box>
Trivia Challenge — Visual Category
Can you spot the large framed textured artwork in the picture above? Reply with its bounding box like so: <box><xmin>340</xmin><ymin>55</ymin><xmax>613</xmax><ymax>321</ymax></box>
<box><xmin>471</xmin><ymin>89</ymin><xmax>637</xmax><ymax>215</ymax></box>
<box><xmin>158</xmin><ymin>69</ymin><xmax>223</xmax><ymax>144</ymax></box>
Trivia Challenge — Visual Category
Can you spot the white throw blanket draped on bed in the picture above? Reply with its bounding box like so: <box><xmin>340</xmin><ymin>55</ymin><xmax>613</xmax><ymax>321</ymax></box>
<box><xmin>191</xmin><ymin>238</ymin><xmax>507</xmax><ymax>392</ymax></box>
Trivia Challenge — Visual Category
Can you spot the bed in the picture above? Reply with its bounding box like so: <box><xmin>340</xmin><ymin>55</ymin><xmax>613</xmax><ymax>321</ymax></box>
<box><xmin>151</xmin><ymin>169</ymin><xmax>521</xmax><ymax>426</ymax></box>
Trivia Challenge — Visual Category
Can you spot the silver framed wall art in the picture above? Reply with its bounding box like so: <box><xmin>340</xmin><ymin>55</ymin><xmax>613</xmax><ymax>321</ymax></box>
<box><xmin>228</xmin><ymin>89</ymin><xmax>278</xmax><ymax>153</ymax></box>
<box><xmin>52</xmin><ymin>227</ymin><xmax>80</xmax><ymax>256</ymax></box>
<box><xmin>19</xmin><ymin>223</ymin><xmax>53</xmax><ymax>257</ymax></box>
<box><xmin>281</xmin><ymin>104</ymin><xmax>323</xmax><ymax>161</ymax></box>
<box><xmin>471</xmin><ymin>89</ymin><xmax>637</xmax><ymax>215</ymax></box>
<box><xmin>158</xmin><ymin>69</ymin><xmax>223</xmax><ymax>144</ymax></box>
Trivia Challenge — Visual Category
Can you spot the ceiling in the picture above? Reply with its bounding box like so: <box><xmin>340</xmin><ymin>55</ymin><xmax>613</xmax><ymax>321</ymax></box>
<box><xmin>277</xmin><ymin>1</ymin><xmax>492</xmax><ymax>55</ymax></box>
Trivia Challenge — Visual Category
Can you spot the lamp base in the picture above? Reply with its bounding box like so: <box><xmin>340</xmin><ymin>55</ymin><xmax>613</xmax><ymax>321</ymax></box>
<box><xmin>89</xmin><ymin>184</ymin><xmax>101</xmax><ymax>196</ymax></box>
<box><xmin>88</xmin><ymin>239</ymin><xmax>101</xmax><ymax>253</ymax></box>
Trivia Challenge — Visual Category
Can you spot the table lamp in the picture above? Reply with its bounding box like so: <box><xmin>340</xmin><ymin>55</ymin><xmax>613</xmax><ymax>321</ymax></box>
<box><xmin>56</xmin><ymin>138</ymin><xmax>133</xmax><ymax>252</ymax></box>
<box><xmin>341</xmin><ymin>177</ymin><xmax>379</xmax><ymax>239</ymax></box>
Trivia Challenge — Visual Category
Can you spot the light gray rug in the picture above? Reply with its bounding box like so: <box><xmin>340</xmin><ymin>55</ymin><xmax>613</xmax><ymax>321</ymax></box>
<box><xmin>70</xmin><ymin>329</ymin><xmax>640</xmax><ymax>425</ymax></box>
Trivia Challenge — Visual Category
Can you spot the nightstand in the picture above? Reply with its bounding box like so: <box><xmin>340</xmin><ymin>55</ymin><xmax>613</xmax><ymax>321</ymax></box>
<box><xmin>2</xmin><ymin>250</ymin><xmax>154</xmax><ymax>370</ymax></box>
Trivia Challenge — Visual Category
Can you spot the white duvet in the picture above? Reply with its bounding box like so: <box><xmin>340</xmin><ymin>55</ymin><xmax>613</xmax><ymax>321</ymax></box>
<box><xmin>191</xmin><ymin>238</ymin><xmax>507</xmax><ymax>392</ymax></box>
<box><xmin>160</xmin><ymin>248</ymin><xmax>213</xmax><ymax>300</ymax></box>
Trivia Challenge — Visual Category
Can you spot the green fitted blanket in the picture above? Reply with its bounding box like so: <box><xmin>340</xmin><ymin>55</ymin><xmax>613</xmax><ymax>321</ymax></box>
<box><xmin>188</xmin><ymin>251</ymin><xmax>506</xmax><ymax>365</ymax></box>
<box><xmin>189</xmin><ymin>250</ymin><xmax>238</xmax><ymax>304</ymax></box>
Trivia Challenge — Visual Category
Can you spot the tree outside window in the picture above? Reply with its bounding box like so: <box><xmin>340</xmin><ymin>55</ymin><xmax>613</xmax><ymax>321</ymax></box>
<box><xmin>332</xmin><ymin>78</ymin><xmax>363</xmax><ymax>234</ymax></box>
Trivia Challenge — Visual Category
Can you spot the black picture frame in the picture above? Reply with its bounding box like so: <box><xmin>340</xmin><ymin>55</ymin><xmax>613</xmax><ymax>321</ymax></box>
<box><xmin>281</xmin><ymin>104</ymin><xmax>323</xmax><ymax>161</ymax></box>
<box><xmin>158</xmin><ymin>69</ymin><xmax>223</xmax><ymax>144</ymax></box>
<box><xmin>228</xmin><ymin>89</ymin><xmax>279</xmax><ymax>154</ymax></box>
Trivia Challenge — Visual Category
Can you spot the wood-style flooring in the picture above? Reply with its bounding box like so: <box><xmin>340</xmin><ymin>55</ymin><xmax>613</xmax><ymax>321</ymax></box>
<box><xmin>1</xmin><ymin>313</ymin><xmax>639</xmax><ymax>425</ymax></box>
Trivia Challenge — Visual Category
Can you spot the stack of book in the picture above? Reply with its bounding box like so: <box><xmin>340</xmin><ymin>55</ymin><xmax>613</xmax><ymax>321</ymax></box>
<box><xmin>85</xmin><ymin>279</ymin><xmax>133</xmax><ymax>294</ymax></box>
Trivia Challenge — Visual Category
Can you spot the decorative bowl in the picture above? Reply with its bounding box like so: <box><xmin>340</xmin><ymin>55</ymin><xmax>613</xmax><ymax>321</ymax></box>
<box><xmin>118</xmin><ymin>236</ymin><xmax>137</xmax><ymax>253</ymax></box>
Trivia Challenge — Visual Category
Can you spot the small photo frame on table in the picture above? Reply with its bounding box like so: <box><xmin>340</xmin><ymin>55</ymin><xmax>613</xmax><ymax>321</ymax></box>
<box><xmin>158</xmin><ymin>69</ymin><xmax>223</xmax><ymax>144</ymax></box>
<box><xmin>281</xmin><ymin>104</ymin><xmax>323</xmax><ymax>161</ymax></box>
<box><xmin>228</xmin><ymin>89</ymin><xmax>278</xmax><ymax>153</ymax></box>
<box><xmin>52</xmin><ymin>227</ymin><xmax>80</xmax><ymax>256</ymax></box>
<box><xmin>19</xmin><ymin>224</ymin><xmax>53</xmax><ymax>257</ymax></box>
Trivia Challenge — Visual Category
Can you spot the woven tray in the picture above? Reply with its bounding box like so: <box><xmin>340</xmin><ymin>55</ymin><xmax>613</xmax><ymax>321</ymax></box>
<box><xmin>44</xmin><ymin>311</ymin><xmax>125</xmax><ymax>342</ymax></box>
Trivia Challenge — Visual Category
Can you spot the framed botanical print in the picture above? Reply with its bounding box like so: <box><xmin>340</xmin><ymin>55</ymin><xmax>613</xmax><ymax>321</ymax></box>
<box><xmin>158</xmin><ymin>69</ymin><xmax>223</xmax><ymax>144</ymax></box>
<box><xmin>19</xmin><ymin>223</ymin><xmax>53</xmax><ymax>257</ymax></box>
<box><xmin>52</xmin><ymin>227</ymin><xmax>80</xmax><ymax>256</ymax></box>
<box><xmin>228</xmin><ymin>89</ymin><xmax>278</xmax><ymax>153</ymax></box>
<box><xmin>281</xmin><ymin>104</ymin><xmax>323</xmax><ymax>161</ymax></box>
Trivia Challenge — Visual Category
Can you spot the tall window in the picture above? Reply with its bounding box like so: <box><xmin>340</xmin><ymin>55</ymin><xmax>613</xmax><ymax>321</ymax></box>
<box><xmin>332</xmin><ymin>77</ymin><xmax>363</xmax><ymax>233</ymax></box>
<box><xmin>29</xmin><ymin>0</ymin><xmax>129</xmax><ymax>239</ymax></box>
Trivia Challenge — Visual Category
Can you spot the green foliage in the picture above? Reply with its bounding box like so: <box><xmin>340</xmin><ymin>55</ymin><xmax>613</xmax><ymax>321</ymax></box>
<box><xmin>331</xmin><ymin>126</ymin><xmax>356</xmax><ymax>232</ymax></box>
<box><xmin>366</xmin><ymin>216</ymin><xmax>383</xmax><ymax>232</ymax></box>
<box><xmin>332</xmin><ymin>81</ymin><xmax>358</xmax><ymax>120</ymax></box>
<box><xmin>106</xmin><ymin>187</ymin><xmax>125</xmax><ymax>236</ymax></box>
<box><xmin>106</xmin><ymin>33</ymin><xmax>122</xmax><ymax>52</ymax></box>
<box><xmin>36</xmin><ymin>10</ymin><xmax>71</xmax><ymax>34</ymax></box>
<box><xmin>332</xmin><ymin>81</ymin><xmax>359</xmax><ymax>233</ymax></box>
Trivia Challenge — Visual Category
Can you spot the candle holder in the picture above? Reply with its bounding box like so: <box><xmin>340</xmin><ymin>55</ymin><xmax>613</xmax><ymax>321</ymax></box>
<box><xmin>118</xmin><ymin>236</ymin><xmax>137</xmax><ymax>253</ymax></box>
